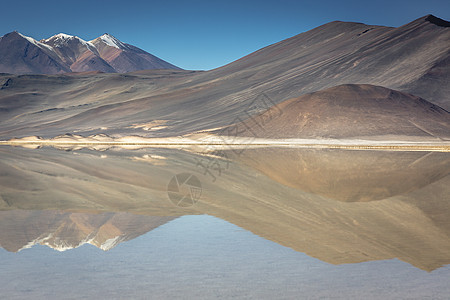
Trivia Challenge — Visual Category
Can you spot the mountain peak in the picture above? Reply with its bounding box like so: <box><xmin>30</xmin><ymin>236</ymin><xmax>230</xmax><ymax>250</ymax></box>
<box><xmin>16</xmin><ymin>32</ymin><xmax>35</xmax><ymax>41</ymax></box>
<box><xmin>53</xmin><ymin>33</ymin><xmax>75</xmax><ymax>39</ymax></box>
<box><xmin>12</xmin><ymin>32</ymin><xmax>55</xmax><ymax>52</ymax></box>
<box><xmin>3</xmin><ymin>31</ymin><xmax>21</xmax><ymax>38</ymax></box>
<box><xmin>424</xmin><ymin>14</ymin><xmax>450</xmax><ymax>27</ymax></box>
<box><xmin>39</xmin><ymin>33</ymin><xmax>102</xmax><ymax>60</ymax></box>
<box><xmin>93</xmin><ymin>33</ymin><xmax>128</xmax><ymax>50</ymax></box>
<box><xmin>42</xmin><ymin>33</ymin><xmax>86</xmax><ymax>44</ymax></box>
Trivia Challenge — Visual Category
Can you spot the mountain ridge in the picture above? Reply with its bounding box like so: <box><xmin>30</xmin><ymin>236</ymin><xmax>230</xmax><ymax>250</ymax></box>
<box><xmin>0</xmin><ymin>32</ymin><xmax>181</xmax><ymax>74</ymax></box>
<box><xmin>0</xmin><ymin>14</ymin><xmax>449</xmax><ymax>139</ymax></box>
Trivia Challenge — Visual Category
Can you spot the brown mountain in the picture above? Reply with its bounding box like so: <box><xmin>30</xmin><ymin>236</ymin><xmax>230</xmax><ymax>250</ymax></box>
<box><xmin>223</xmin><ymin>84</ymin><xmax>450</xmax><ymax>140</ymax></box>
<box><xmin>0</xmin><ymin>32</ymin><xmax>181</xmax><ymax>75</ymax></box>
<box><xmin>208</xmin><ymin>14</ymin><xmax>450</xmax><ymax>110</ymax></box>
<box><xmin>0</xmin><ymin>15</ymin><xmax>449</xmax><ymax>139</ymax></box>
<box><xmin>0</xmin><ymin>31</ymin><xmax>69</xmax><ymax>74</ymax></box>
<box><xmin>41</xmin><ymin>33</ymin><xmax>116</xmax><ymax>73</ymax></box>
<box><xmin>90</xmin><ymin>33</ymin><xmax>181</xmax><ymax>72</ymax></box>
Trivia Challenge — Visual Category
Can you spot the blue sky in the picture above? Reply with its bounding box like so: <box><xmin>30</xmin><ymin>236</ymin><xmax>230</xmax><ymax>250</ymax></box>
<box><xmin>1</xmin><ymin>0</ymin><xmax>449</xmax><ymax>70</ymax></box>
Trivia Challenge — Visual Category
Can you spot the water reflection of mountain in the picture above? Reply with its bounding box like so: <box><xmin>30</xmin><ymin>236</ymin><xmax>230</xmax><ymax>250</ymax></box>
<box><xmin>225</xmin><ymin>148</ymin><xmax>450</xmax><ymax>202</ymax></box>
<box><xmin>0</xmin><ymin>211</ymin><xmax>176</xmax><ymax>252</ymax></box>
<box><xmin>0</xmin><ymin>146</ymin><xmax>449</xmax><ymax>271</ymax></box>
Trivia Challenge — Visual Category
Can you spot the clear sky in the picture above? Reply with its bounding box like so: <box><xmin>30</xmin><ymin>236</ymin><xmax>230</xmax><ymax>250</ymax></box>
<box><xmin>1</xmin><ymin>0</ymin><xmax>449</xmax><ymax>70</ymax></box>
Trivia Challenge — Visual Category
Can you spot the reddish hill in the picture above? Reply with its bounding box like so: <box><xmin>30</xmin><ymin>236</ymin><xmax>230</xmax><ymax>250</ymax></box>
<box><xmin>226</xmin><ymin>84</ymin><xmax>450</xmax><ymax>140</ymax></box>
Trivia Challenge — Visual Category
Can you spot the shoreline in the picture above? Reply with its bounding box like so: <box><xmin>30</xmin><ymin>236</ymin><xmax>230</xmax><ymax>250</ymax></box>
<box><xmin>1</xmin><ymin>136</ymin><xmax>450</xmax><ymax>152</ymax></box>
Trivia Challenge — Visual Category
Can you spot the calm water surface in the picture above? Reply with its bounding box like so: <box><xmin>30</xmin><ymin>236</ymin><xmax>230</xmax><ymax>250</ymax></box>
<box><xmin>0</xmin><ymin>146</ymin><xmax>449</xmax><ymax>299</ymax></box>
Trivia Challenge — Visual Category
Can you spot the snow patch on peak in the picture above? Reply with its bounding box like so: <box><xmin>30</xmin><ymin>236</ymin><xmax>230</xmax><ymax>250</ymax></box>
<box><xmin>17</xmin><ymin>32</ymin><xmax>37</xmax><ymax>43</ymax></box>
<box><xmin>41</xmin><ymin>33</ymin><xmax>75</xmax><ymax>45</ymax></box>
<box><xmin>77</xmin><ymin>38</ymin><xmax>97</xmax><ymax>53</ymax></box>
<box><xmin>98</xmin><ymin>33</ymin><xmax>128</xmax><ymax>49</ymax></box>
<box><xmin>54</xmin><ymin>33</ymin><xmax>74</xmax><ymax>39</ymax></box>
<box><xmin>42</xmin><ymin>33</ymin><xmax>97</xmax><ymax>53</ymax></box>
<box><xmin>17</xmin><ymin>32</ymin><xmax>55</xmax><ymax>52</ymax></box>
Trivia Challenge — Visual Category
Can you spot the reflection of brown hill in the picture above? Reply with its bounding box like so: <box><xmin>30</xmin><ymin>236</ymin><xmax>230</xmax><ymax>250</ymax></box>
<box><xmin>0</xmin><ymin>146</ymin><xmax>449</xmax><ymax>271</ymax></box>
<box><xmin>199</xmin><ymin>173</ymin><xmax>450</xmax><ymax>272</ymax></box>
<box><xmin>0</xmin><ymin>210</ymin><xmax>176</xmax><ymax>252</ymax></box>
<box><xmin>225</xmin><ymin>148</ymin><xmax>450</xmax><ymax>202</ymax></box>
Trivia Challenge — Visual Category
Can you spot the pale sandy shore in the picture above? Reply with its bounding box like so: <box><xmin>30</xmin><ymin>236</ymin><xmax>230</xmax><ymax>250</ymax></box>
<box><xmin>1</xmin><ymin>134</ymin><xmax>450</xmax><ymax>152</ymax></box>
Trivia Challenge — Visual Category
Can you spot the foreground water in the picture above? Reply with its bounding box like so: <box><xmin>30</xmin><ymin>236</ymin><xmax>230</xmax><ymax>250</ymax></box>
<box><xmin>0</xmin><ymin>146</ymin><xmax>449</xmax><ymax>299</ymax></box>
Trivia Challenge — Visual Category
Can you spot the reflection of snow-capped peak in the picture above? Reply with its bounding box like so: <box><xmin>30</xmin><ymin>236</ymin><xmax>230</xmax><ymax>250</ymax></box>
<box><xmin>16</xmin><ymin>231</ymin><xmax>126</xmax><ymax>252</ymax></box>
<box><xmin>18</xmin><ymin>236</ymin><xmax>45</xmax><ymax>252</ymax></box>
<box><xmin>99</xmin><ymin>235</ymin><xmax>126</xmax><ymax>251</ymax></box>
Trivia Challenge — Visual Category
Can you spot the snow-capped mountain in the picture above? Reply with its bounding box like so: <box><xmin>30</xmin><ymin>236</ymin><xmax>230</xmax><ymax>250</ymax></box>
<box><xmin>40</xmin><ymin>33</ymin><xmax>116</xmax><ymax>73</ymax></box>
<box><xmin>90</xmin><ymin>33</ymin><xmax>180</xmax><ymax>73</ymax></box>
<box><xmin>0</xmin><ymin>31</ymin><xmax>181</xmax><ymax>74</ymax></box>
<box><xmin>94</xmin><ymin>33</ymin><xmax>129</xmax><ymax>50</ymax></box>
<box><xmin>0</xmin><ymin>31</ymin><xmax>70</xmax><ymax>74</ymax></box>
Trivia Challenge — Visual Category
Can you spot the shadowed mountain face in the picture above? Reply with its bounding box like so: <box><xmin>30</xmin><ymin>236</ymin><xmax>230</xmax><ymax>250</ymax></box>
<box><xmin>0</xmin><ymin>146</ymin><xmax>449</xmax><ymax>271</ymax></box>
<box><xmin>0</xmin><ymin>15</ymin><xmax>449</xmax><ymax>139</ymax></box>
<box><xmin>224</xmin><ymin>84</ymin><xmax>450</xmax><ymax>140</ymax></box>
<box><xmin>0</xmin><ymin>32</ymin><xmax>181</xmax><ymax>75</ymax></box>
<box><xmin>0</xmin><ymin>32</ymin><xmax>69</xmax><ymax>74</ymax></box>
<box><xmin>425</xmin><ymin>15</ymin><xmax>450</xmax><ymax>27</ymax></box>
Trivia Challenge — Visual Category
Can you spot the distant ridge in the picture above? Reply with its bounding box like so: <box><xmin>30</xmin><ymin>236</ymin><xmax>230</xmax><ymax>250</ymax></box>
<box><xmin>0</xmin><ymin>32</ymin><xmax>181</xmax><ymax>74</ymax></box>
<box><xmin>425</xmin><ymin>14</ymin><xmax>450</xmax><ymax>27</ymax></box>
